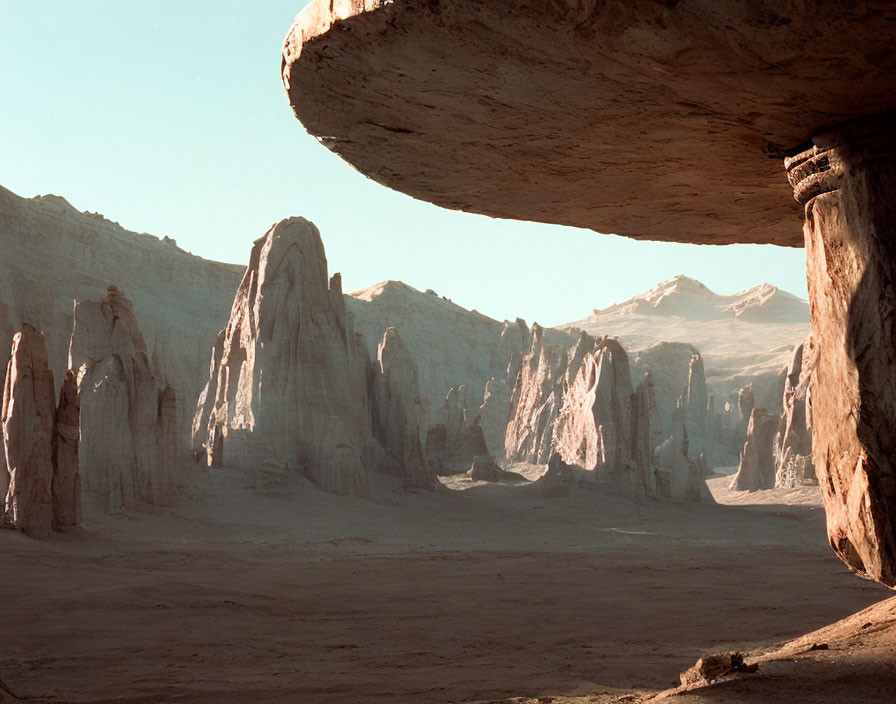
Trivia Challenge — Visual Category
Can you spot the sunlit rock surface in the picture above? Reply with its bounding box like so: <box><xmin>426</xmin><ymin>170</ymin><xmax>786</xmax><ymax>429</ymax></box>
<box><xmin>2</xmin><ymin>325</ymin><xmax>55</xmax><ymax>538</ymax></box>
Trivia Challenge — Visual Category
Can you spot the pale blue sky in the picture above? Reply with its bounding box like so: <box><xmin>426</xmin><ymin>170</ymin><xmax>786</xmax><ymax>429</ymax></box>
<box><xmin>0</xmin><ymin>1</ymin><xmax>807</xmax><ymax>326</ymax></box>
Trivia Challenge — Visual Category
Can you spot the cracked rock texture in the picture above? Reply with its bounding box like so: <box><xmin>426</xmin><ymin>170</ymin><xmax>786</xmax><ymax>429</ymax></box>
<box><xmin>283</xmin><ymin>0</ymin><xmax>896</xmax><ymax>245</ymax></box>
<box><xmin>2</xmin><ymin>325</ymin><xmax>55</xmax><ymax>538</ymax></box>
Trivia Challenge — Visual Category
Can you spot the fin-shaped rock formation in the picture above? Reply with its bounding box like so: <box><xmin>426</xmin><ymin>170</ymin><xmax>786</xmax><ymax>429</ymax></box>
<box><xmin>193</xmin><ymin>218</ymin><xmax>436</xmax><ymax>495</ymax></box>
<box><xmin>70</xmin><ymin>286</ymin><xmax>178</xmax><ymax>512</ymax></box>
<box><xmin>2</xmin><ymin>325</ymin><xmax>56</xmax><ymax>538</ymax></box>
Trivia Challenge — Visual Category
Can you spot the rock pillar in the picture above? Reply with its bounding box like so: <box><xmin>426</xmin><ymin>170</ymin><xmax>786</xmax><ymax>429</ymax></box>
<box><xmin>785</xmin><ymin>114</ymin><xmax>896</xmax><ymax>587</ymax></box>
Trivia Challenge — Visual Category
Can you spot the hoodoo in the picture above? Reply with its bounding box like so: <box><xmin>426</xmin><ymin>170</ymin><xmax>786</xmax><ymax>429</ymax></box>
<box><xmin>283</xmin><ymin>1</ymin><xmax>896</xmax><ymax>587</ymax></box>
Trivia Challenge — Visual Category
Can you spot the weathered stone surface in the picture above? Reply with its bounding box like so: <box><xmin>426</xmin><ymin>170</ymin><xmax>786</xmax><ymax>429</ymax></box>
<box><xmin>2</xmin><ymin>325</ymin><xmax>55</xmax><ymax>538</ymax></box>
<box><xmin>70</xmin><ymin>286</ymin><xmax>178</xmax><ymax>512</ymax></box>
<box><xmin>786</xmin><ymin>116</ymin><xmax>896</xmax><ymax>587</ymax></box>
<box><xmin>729</xmin><ymin>408</ymin><xmax>779</xmax><ymax>492</ymax></box>
<box><xmin>283</xmin><ymin>1</ymin><xmax>896</xmax><ymax>245</ymax></box>
<box><xmin>504</xmin><ymin>325</ymin><xmax>577</xmax><ymax>465</ymax></box>
<box><xmin>52</xmin><ymin>369</ymin><xmax>81</xmax><ymax>528</ymax></box>
<box><xmin>468</xmin><ymin>455</ymin><xmax>527</xmax><ymax>484</ymax></box>
<box><xmin>193</xmin><ymin>218</ymin><xmax>372</xmax><ymax>496</ymax></box>
<box><xmin>374</xmin><ymin>327</ymin><xmax>435</xmax><ymax>488</ymax></box>
<box><xmin>774</xmin><ymin>340</ymin><xmax>816</xmax><ymax>488</ymax></box>
<box><xmin>553</xmin><ymin>338</ymin><xmax>641</xmax><ymax>495</ymax></box>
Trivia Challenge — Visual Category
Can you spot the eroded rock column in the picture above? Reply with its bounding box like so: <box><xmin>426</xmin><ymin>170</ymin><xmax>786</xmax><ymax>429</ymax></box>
<box><xmin>785</xmin><ymin>114</ymin><xmax>896</xmax><ymax>587</ymax></box>
<box><xmin>2</xmin><ymin>325</ymin><xmax>55</xmax><ymax>538</ymax></box>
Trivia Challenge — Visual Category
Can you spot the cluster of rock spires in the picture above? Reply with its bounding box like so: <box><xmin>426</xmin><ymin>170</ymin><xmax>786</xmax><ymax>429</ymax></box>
<box><xmin>2</xmin><ymin>326</ymin><xmax>80</xmax><ymax>538</ymax></box>
<box><xmin>192</xmin><ymin>218</ymin><xmax>436</xmax><ymax>495</ymax></box>
<box><xmin>2</xmin><ymin>284</ymin><xmax>185</xmax><ymax>537</ymax></box>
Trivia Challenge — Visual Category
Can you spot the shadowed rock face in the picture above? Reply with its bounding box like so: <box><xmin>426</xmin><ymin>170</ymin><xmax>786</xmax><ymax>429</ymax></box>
<box><xmin>374</xmin><ymin>327</ymin><xmax>436</xmax><ymax>489</ymax></box>
<box><xmin>52</xmin><ymin>369</ymin><xmax>81</xmax><ymax>528</ymax></box>
<box><xmin>283</xmin><ymin>0</ymin><xmax>896</xmax><ymax>245</ymax></box>
<box><xmin>2</xmin><ymin>325</ymin><xmax>55</xmax><ymax>538</ymax></box>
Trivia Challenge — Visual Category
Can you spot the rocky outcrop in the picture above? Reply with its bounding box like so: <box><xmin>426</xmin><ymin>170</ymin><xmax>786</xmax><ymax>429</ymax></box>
<box><xmin>729</xmin><ymin>409</ymin><xmax>779</xmax><ymax>492</ymax></box>
<box><xmin>194</xmin><ymin>218</ymin><xmax>441</xmax><ymax>495</ymax></box>
<box><xmin>785</xmin><ymin>118</ymin><xmax>896</xmax><ymax>587</ymax></box>
<box><xmin>193</xmin><ymin>218</ymin><xmax>372</xmax><ymax>496</ymax></box>
<box><xmin>552</xmin><ymin>338</ymin><xmax>643</xmax><ymax>496</ymax></box>
<box><xmin>774</xmin><ymin>341</ymin><xmax>816</xmax><ymax>489</ymax></box>
<box><xmin>51</xmin><ymin>369</ymin><xmax>81</xmax><ymax>528</ymax></box>
<box><xmin>504</xmin><ymin>326</ymin><xmax>581</xmax><ymax>465</ymax></box>
<box><xmin>425</xmin><ymin>384</ymin><xmax>476</xmax><ymax>472</ymax></box>
<box><xmin>374</xmin><ymin>328</ymin><xmax>434</xmax><ymax>489</ymax></box>
<box><xmin>70</xmin><ymin>286</ymin><xmax>178</xmax><ymax>512</ymax></box>
<box><xmin>2</xmin><ymin>325</ymin><xmax>55</xmax><ymax>538</ymax></box>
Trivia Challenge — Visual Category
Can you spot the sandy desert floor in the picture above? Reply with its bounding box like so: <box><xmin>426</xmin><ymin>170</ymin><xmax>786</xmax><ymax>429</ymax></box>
<box><xmin>1</xmin><ymin>467</ymin><xmax>893</xmax><ymax>703</ymax></box>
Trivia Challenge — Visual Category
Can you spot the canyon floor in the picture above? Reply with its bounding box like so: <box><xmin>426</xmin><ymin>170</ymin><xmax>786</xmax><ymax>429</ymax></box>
<box><xmin>1</xmin><ymin>467</ymin><xmax>893</xmax><ymax>704</ymax></box>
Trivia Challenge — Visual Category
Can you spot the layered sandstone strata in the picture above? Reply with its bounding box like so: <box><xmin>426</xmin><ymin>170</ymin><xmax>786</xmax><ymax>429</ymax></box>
<box><xmin>70</xmin><ymin>286</ymin><xmax>178</xmax><ymax>512</ymax></box>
